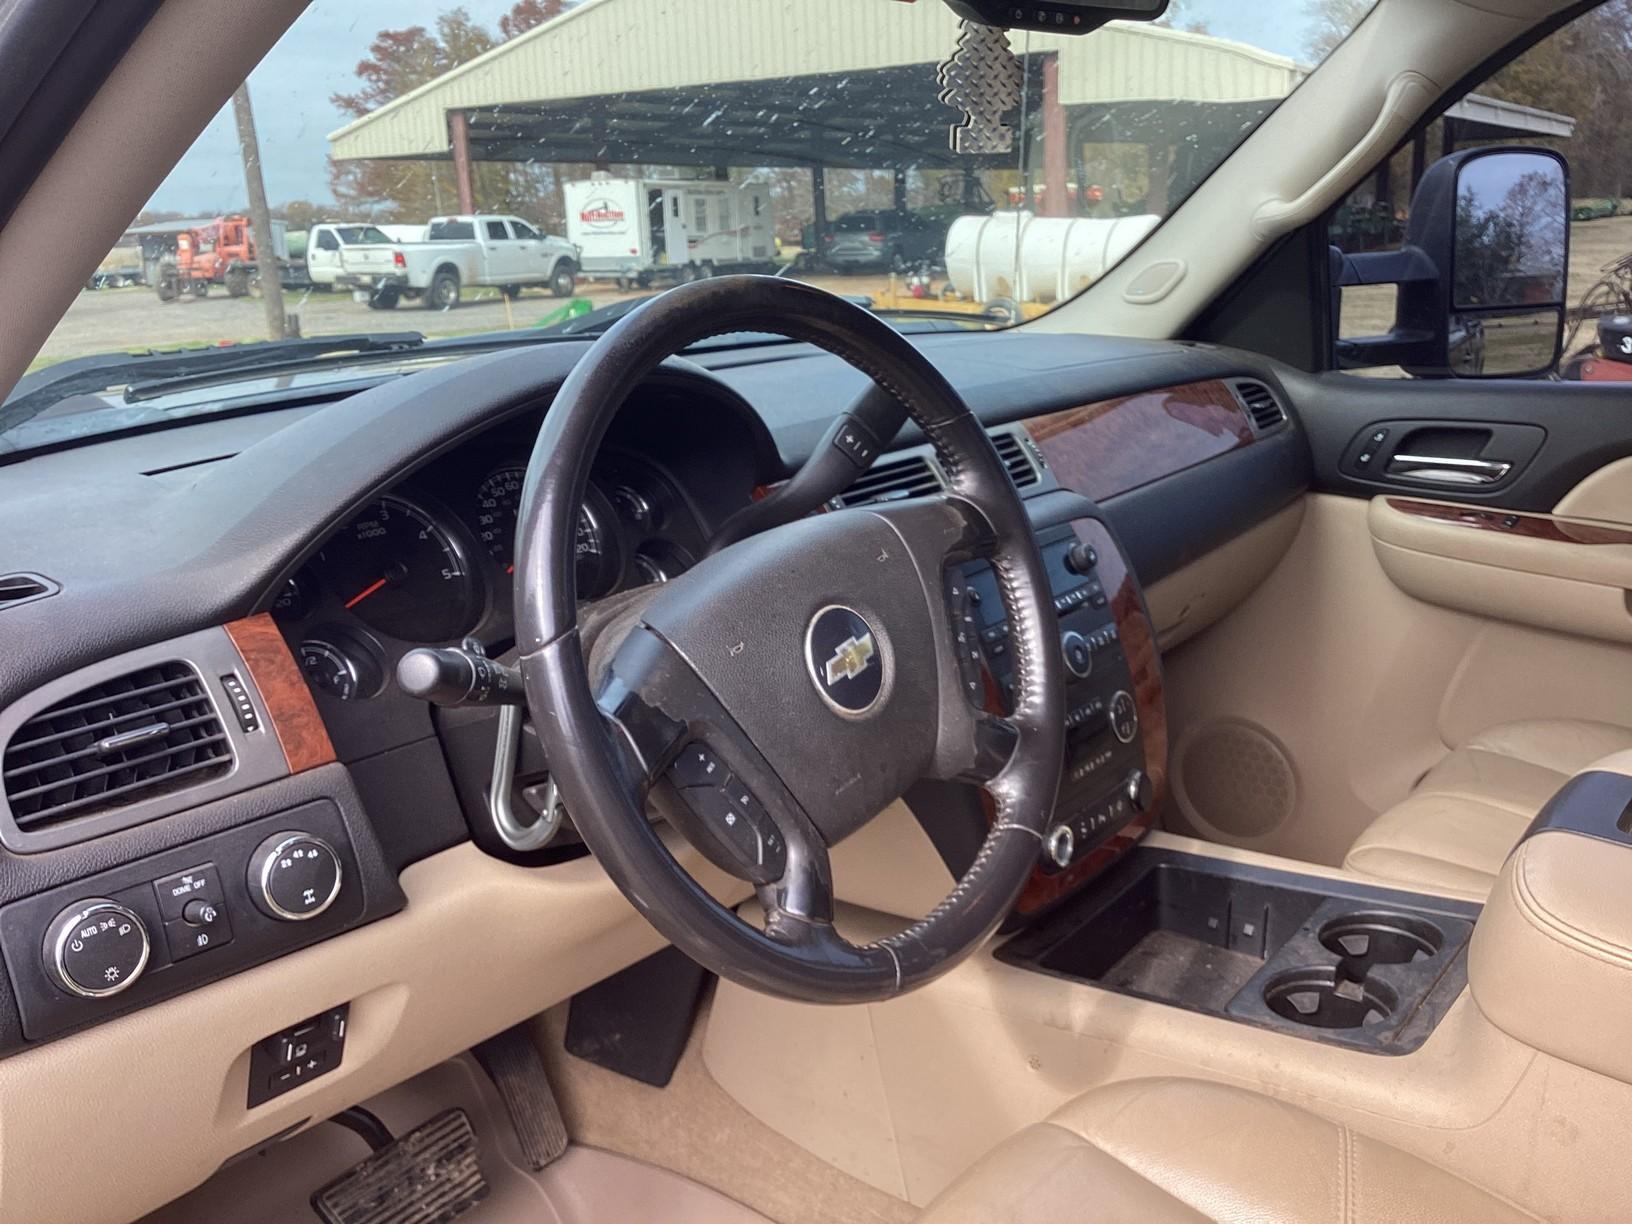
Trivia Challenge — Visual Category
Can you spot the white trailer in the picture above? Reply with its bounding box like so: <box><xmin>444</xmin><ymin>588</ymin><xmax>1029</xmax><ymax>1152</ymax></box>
<box><xmin>565</xmin><ymin>175</ymin><xmax>777</xmax><ymax>287</ymax></box>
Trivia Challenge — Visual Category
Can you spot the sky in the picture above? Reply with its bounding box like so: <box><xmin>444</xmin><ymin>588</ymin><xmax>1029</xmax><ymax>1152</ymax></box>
<box><xmin>143</xmin><ymin>0</ymin><xmax>1340</xmax><ymax>215</ymax></box>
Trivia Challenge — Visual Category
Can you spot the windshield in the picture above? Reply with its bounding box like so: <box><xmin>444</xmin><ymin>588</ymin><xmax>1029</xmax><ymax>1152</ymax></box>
<box><xmin>10</xmin><ymin>0</ymin><xmax>1374</xmax><ymax>443</ymax></box>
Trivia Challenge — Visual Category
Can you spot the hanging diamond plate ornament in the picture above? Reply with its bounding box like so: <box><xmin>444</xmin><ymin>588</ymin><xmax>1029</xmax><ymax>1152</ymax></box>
<box><xmin>937</xmin><ymin>20</ymin><xmax>1024</xmax><ymax>156</ymax></box>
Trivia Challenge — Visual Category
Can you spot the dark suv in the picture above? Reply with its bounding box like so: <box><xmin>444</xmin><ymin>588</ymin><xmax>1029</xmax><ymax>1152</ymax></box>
<box><xmin>821</xmin><ymin>209</ymin><xmax>947</xmax><ymax>272</ymax></box>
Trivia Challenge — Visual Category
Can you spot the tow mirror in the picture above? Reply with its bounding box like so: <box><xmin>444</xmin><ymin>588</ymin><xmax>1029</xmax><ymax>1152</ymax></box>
<box><xmin>1334</xmin><ymin>147</ymin><xmax>1569</xmax><ymax>378</ymax></box>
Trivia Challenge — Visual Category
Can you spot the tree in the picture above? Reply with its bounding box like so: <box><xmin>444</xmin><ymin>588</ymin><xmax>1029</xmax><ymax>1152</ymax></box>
<box><xmin>327</xmin><ymin>5</ymin><xmax>565</xmax><ymax>222</ymax></box>
<box><xmin>499</xmin><ymin>0</ymin><xmax>566</xmax><ymax>40</ymax></box>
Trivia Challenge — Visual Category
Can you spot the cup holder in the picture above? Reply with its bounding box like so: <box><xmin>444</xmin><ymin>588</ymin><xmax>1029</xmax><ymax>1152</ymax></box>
<box><xmin>1263</xmin><ymin>966</ymin><xmax>1398</xmax><ymax>1030</ymax></box>
<box><xmin>1318</xmin><ymin>912</ymin><xmax>1444</xmax><ymax>974</ymax></box>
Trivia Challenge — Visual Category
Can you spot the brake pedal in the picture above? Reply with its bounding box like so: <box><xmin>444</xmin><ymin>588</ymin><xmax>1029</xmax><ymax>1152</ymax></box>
<box><xmin>311</xmin><ymin>1108</ymin><xmax>488</xmax><ymax>1224</ymax></box>
<box><xmin>473</xmin><ymin>1024</ymin><xmax>570</xmax><ymax>1170</ymax></box>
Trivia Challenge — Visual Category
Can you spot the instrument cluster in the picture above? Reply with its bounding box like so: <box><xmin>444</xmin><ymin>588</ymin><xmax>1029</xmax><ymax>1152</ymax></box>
<box><xmin>271</xmin><ymin>448</ymin><xmax>708</xmax><ymax>703</ymax></box>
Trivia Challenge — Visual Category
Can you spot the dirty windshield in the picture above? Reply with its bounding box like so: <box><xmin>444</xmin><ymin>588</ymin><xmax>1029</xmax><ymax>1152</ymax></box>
<box><xmin>13</xmin><ymin>0</ymin><xmax>1374</xmax><ymax>432</ymax></box>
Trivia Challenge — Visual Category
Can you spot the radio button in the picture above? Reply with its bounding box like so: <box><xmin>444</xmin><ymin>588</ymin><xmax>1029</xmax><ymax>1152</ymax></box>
<box><xmin>1061</xmin><ymin>631</ymin><xmax>1093</xmax><ymax>679</ymax></box>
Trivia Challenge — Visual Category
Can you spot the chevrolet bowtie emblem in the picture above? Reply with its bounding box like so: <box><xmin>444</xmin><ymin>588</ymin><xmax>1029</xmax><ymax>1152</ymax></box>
<box><xmin>824</xmin><ymin>633</ymin><xmax>877</xmax><ymax>686</ymax></box>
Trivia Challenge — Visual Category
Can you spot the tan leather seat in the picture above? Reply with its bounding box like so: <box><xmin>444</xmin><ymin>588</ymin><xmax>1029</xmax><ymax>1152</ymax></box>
<box><xmin>1342</xmin><ymin>719</ymin><xmax>1632</xmax><ymax>895</ymax></box>
<box><xmin>919</xmin><ymin>1078</ymin><xmax>1536</xmax><ymax>1223</ymax></box>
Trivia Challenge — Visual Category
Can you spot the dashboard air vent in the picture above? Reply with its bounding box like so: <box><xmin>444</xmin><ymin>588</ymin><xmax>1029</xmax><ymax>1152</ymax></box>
<box><xmin>1233</xmin><ymin>380</ymin><xmax>1288</xmax><ymax>434</ymax></box>
<box><xmin>991</xmin><ymin>430</ymin><xmax>1042</xmax><ymax>489</ymax></box>
<box><xmin>3</xmin><ymin>662</ymin><xmax>232</xmax><ymax>830</ymax></box>
<box><xmin>0</xmin><ymin>573</ymin><xmax>57</xmax><ymax>611</ymax></box>
<box><xmin>834</xmin><ymin>453</ymin><xmax>944</xmax><ymax>507</ymax></box>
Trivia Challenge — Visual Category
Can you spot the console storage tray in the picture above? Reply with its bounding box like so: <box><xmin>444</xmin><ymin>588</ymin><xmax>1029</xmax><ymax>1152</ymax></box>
<box><xmin>997</xmin><ymin>849</ymin><xmax>1477</xmax><ymax>1054</ymax></box>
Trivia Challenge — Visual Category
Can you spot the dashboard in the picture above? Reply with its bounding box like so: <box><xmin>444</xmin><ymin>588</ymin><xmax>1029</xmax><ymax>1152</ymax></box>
<box><xmin>0</xmin><ymin>328</ymin><xmax>1312</xmax><ymax>1224</ymax></box>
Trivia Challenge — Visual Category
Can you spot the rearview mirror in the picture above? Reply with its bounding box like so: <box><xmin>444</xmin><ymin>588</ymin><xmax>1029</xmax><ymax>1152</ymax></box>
<box><xmin>1334</xmin><ymin>147</ymin><xmax>1570</xmax><ymax>378</ymax></box>
<box><xmin>941</xmin><ymin>0</ymin><xmax>1169</xmax><ymax>35</ymax></box>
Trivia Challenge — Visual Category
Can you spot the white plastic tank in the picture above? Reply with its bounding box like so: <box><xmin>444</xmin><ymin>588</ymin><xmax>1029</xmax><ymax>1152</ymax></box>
<box><xmin>945</xmin><ymin>212</ymin><xmax>1161</xmax><ymax>307</ymax></box>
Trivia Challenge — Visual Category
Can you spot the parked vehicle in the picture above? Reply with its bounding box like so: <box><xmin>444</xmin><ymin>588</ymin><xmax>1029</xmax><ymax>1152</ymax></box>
<box><xmin>153</xmin><ymin>215</ymin><xmax>288</xmax><ymax>301</ymax></box>
<box><xmin>357</xmin><ymin>214</ymin><xmax>579</xmax><ymax>310</ymax></box>
<box><xmin>297</xmin><ymin>223</ymin><xmax>400</xmax><ymax>289</ymax></box>
<box><xmin>564</xmin><ymin>175</ymin><xmax>777</xmax><ymax>288</ymax></box>
<box><xmin>822</xmin><ymin>208</ymin><xmax>950</xmax><ymax>272</ymax></box>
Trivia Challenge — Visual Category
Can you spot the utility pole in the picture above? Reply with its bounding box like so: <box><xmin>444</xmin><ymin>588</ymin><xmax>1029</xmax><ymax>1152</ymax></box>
<box><xmin>232</xmin><ymin>84</ymin><xmax>288</xmax><ymax>341</ymax></box>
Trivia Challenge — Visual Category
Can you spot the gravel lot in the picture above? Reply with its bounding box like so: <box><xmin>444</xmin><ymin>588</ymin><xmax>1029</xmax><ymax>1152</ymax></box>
<box><xmin>30</xmin><ymin>270</ymin><xmax>924</xmax><ymax>370</ymax></box>
<box><xmin>37</xmin><ymin>215</ymin><xmax>1632</xmax><ymax>372</ymax></box>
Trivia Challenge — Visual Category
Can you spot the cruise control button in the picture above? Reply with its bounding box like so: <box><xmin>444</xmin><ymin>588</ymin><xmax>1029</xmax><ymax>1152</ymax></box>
<box><xmin>670</xmin><ymin>742</ymin><xmax>727</xmax><ymax>789</ymax></box>
<box><xmin>676</xmin><ymin>779</ymin><xmax>787</xmax><ymax>885</ymax></box>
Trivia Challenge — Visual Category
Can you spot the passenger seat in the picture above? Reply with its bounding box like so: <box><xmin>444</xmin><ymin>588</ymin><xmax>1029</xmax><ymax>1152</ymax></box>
<box><xmin>1343</xmin><ymin>720</ymin><xmax>1632</xmax><ymax>895</ymax></box>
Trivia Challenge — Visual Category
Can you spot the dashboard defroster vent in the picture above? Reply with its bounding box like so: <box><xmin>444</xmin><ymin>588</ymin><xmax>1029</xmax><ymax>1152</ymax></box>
<box><xmin>1232</xmin><ymin>380</ymin><xmax>1288</xmax><ymax>434</ymax></box>
<box><xmin>832</xmin><ymin>453</ymin><xmax>944</xmax><ymax>507</ymax></box>
<box><xmin>2</xmin><ymin>662</ymin><xmax>232</xmax><ymax>831</ymax></box>
<box><xmin>991</xmin><ymin>429</ymin><xmax>1042</xmax><ymax>489</ymax></box>
<box><xmin>0</xmin><ymin>573</ymin><xmax>57</xmax><ymax>611</ymax></box>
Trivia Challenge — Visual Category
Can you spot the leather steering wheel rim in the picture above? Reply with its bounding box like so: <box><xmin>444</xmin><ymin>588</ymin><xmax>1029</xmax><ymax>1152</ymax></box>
<box><xmin>515</xmin><ymin>277</ymin><xmax>1064</xmax><ymax>1003</ymax></box>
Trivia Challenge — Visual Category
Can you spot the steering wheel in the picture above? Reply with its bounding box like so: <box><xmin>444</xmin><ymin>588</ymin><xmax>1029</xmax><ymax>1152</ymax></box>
<box><xmin>514</xmin><ymin>277</ymin><xmax>1064</xmax><ymax>1003</ymax></box>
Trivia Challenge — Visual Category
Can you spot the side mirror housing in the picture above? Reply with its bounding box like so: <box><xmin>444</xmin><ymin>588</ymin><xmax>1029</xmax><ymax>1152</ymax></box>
<box><xmin>1334</xmin><ymin>147</ymin><xmax>1570</xmax><ymax>378</ymax></box>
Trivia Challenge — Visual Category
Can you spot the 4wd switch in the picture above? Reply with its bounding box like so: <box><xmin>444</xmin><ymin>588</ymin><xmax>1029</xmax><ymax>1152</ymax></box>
<box><xmin>248</xmin><ymin>832</ymin><xmax>342</xmax><ymax>922</ymax></box>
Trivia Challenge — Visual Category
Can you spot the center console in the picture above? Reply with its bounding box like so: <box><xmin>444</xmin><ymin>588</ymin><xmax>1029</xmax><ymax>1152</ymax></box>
<box><xmin>949</xmin><ymin>498</ymin><xmax>1168</xmax><ymax>918</ymax></box>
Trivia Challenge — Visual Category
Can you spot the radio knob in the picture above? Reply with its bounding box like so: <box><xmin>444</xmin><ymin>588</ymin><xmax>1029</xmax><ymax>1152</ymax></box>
<box><xmin>1061</xmin><ymin>630</ymin><xmax>1093</xmax><ymax>679</ymax></box>
<box><xmin>1045</xmin><ymin>824</ymin><xmax>1075</xmax><ymax>869</ymax></box>
<box><xmin>1125</xmin><ymin>769</ymin><xmax>1154</xmax><ymax>813</ymax></box>
<box><xmin>1110</xmin><ymin>690</ymin><xmax>1139</xmax><ymax>744</ymax></box>
<box><xmin>44</xmin><ymin>899</ymin><xmax>150</xmax><ymax>999</ymax></box>
<box><xmin>249</xmin><ymin>832</ymin><xmax>342</xmax><ymax>922</ymax></box>
<box><xmin>1065</xmin><ymin>542</ymin><xmax>1098</xmax><ymax>575</ymax></box>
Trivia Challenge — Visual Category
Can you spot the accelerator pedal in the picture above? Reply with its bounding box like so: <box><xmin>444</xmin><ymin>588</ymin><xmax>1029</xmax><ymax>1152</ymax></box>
<box><xmin>311</xmin><ymin>1108</ymin><xmax>488</xmax><ymax>1224</ymax></box>
<box><xmin>474</xmin><ymin>1024</ymin><xmax>570</xmax><ymax>1170</ymax></box>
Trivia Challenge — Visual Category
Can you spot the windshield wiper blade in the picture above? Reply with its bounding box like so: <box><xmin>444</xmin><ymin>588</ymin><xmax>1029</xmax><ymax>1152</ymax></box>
<box><xmin>2</xmin><ymin>333</ymin><xmax>425</xmax><ymax>428</ymax></box>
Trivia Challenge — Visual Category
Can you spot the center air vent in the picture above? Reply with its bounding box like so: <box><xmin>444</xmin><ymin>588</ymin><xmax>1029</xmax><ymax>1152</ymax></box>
<box><xmin>1232</xmin><ymin>380</ymin><xmax>1289</xmax><ymax>434</ymax></box>
<box><xmin>3</xmin><ymin>662</ymin><xmax>232</xmax><ymax>831</ymax></box>
<box><xmin>991</xmin><ymin>429</ymin><xmax>1042</xmax><ymax>489</ymax></box>
<box><xmin>833</xmin><ymin>452</ymin><xmax>944</xmax><ymax>507</ymax></box>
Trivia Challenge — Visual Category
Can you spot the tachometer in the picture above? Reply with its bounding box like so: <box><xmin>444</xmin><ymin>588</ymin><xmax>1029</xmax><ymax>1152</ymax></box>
<box><xmin>475</xmin><ymin>465</ymin><xmax>621</xmax><ymax>599</ymax></box>
<box><xmin>313</xmin><ymin>495</ymin><xmax>480</xmax><ymax>642</ymax></box>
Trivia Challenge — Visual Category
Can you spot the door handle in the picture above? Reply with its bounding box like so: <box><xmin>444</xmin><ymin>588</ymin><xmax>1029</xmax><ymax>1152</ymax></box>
<box><xmin>1386</xmin><ymin>454</ymin><xmax>1513</xmax><ymax>486</ymax></box>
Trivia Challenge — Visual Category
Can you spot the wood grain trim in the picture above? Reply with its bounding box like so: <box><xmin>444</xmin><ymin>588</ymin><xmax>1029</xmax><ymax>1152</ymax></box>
<box><xmin>223</xmin><ymin>614</ymin><xmax>335</xmax><ymax>775</ymax></box>
<box><xmin>1024</xmin><ymin>379</ymin><xmax>1254</xmax><ymax>503</ymax></box>
<box><xmin>1015</xmin><ymin>518</ymin><xmax>1167</xmax><ymax>915</ymax></box>
<box><xmin>1386</xmin><ymin>498</ymin><xmax>1632</xmax><ymax>546</ymax></box>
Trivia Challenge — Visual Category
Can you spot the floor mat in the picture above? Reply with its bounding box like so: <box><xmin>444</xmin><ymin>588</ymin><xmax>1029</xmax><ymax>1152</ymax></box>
<box><xmin>537</xmin><ymin>991</ymin><xmax>917</xmax><ymax>1224</ymax></box>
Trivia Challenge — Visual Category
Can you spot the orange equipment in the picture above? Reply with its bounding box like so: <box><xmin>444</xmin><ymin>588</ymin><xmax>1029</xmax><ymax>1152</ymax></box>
<box><xmin>155</xmin><ymin>215</ymin><xmax>258</xmax><ymax>301</ymax></box>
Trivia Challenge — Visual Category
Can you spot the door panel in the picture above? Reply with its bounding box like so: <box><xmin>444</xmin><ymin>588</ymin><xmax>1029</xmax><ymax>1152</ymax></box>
<box><xmin>1287</xmin><ymin>369</ymin><xmax>1632</xmax><ymax>512</ymax></box>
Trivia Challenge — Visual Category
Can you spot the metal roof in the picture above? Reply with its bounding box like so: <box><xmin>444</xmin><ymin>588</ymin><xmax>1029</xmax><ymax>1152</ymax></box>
<box><xmin>328</xmin><ymin>0</ymin><xmax>1303</xmax><ymax>168</ymax></box>
<box><xmin>1444</xmin><ymin>94</ymin><xmax>1576</xmax><ymax>140</ymax></box>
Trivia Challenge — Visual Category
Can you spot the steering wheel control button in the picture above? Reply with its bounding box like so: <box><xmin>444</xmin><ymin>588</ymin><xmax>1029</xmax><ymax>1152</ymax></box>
<box><xmin>671</xmin><ymin>742</ymin><xmax>727</xmax><ymax>789</ymax></box>
<box><xmin>249</xmin><ymin>832</ymin><xmax>343</xmax><ymax>922</ymax></box>
<box><xmin>152</xmin><ymin>863</ymin><xmax>224</xmax><ymax>922</ymax></box>
<box><xmin>673</xmin><ymin>777</ymin><xmax>787</xmax><ymax>885</ymax></box>
<box><xmin>1046</xmin><ymin>824</ymin><xmax>1075</xmax><ymax>870</ymax></box>
<box><xmin>945</xmin><ymin>574</ymin><xmax>985</xmax><ymax>699</ymax></box>
<box><xmin>1061</xmin><ymin>630</ymin><xmax>1094</xmax><ymax>679</ymax></box>
<box><xmin>45</xmin><ymin>900</ymin><xmax>150</xmax><ymax>999</ymax></box>
<box><xmin>1110</xmin><ymin>690</ymin><xmax>1140</xmax><ymax>744</ymax></box>
<box><xmin>831</xmin><ymin>415</ymin><xmax>882</xmax><ymax>467</ymax></box>
<box><xmin>805</xmin><ymin>605</ymin><xmax>885</xmax><ymax>717</ymax></box>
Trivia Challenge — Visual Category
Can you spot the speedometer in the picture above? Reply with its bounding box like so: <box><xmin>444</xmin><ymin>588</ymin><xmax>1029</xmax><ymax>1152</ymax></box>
<box><xmin>313</xmin><ymin>495</ymin><xmax>480</xmax><ymax>642</ymax></box>
<box><xmin>475</xmin><ymin>465</ymin><xmax>621</xmax><ymax>599</ymax></box>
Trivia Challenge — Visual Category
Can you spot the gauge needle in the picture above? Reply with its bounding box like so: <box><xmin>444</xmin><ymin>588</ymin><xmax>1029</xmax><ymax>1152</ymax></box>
<box><xmin>345</xmin><ymin>577</ymin><xmax>389</xmax><ymax>609</ymax></box>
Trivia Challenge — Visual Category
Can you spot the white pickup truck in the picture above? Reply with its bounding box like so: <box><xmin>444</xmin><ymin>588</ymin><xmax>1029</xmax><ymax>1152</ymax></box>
<box><xmin>300</xmin><ymin>223</ymin><xmax>401</xmax><ymax>290</ymax></box>
<box><xmin>355</xmin><ymin>214</ymin><xmax>579</xmax><ymax>310</ymax></box>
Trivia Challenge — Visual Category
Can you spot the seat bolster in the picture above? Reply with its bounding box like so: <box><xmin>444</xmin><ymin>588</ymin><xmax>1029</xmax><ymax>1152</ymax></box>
<box><xmin>1458</xmin><ymin>719</ymin><xmax>1632</xmax><ymax>776</ymax></box>
<box><xmin>917</xmin><ymin>1121</ymin><xmax>1208</xmax><ymax>1224</ymax></box>
<box><xmin>1342</xmin><ymin>792</ymin><xmax>1530</xmax><ymax>895</ymax></box>
<box><xmin>922</xmin><ymin>1080</ymin><xmax>1536</xmax><ymax>1223</ymax></box>
<box><xmin>1413</xmin><ymin>747</ymin><xmax>1572</xmax><ymax>816</ymax></box>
